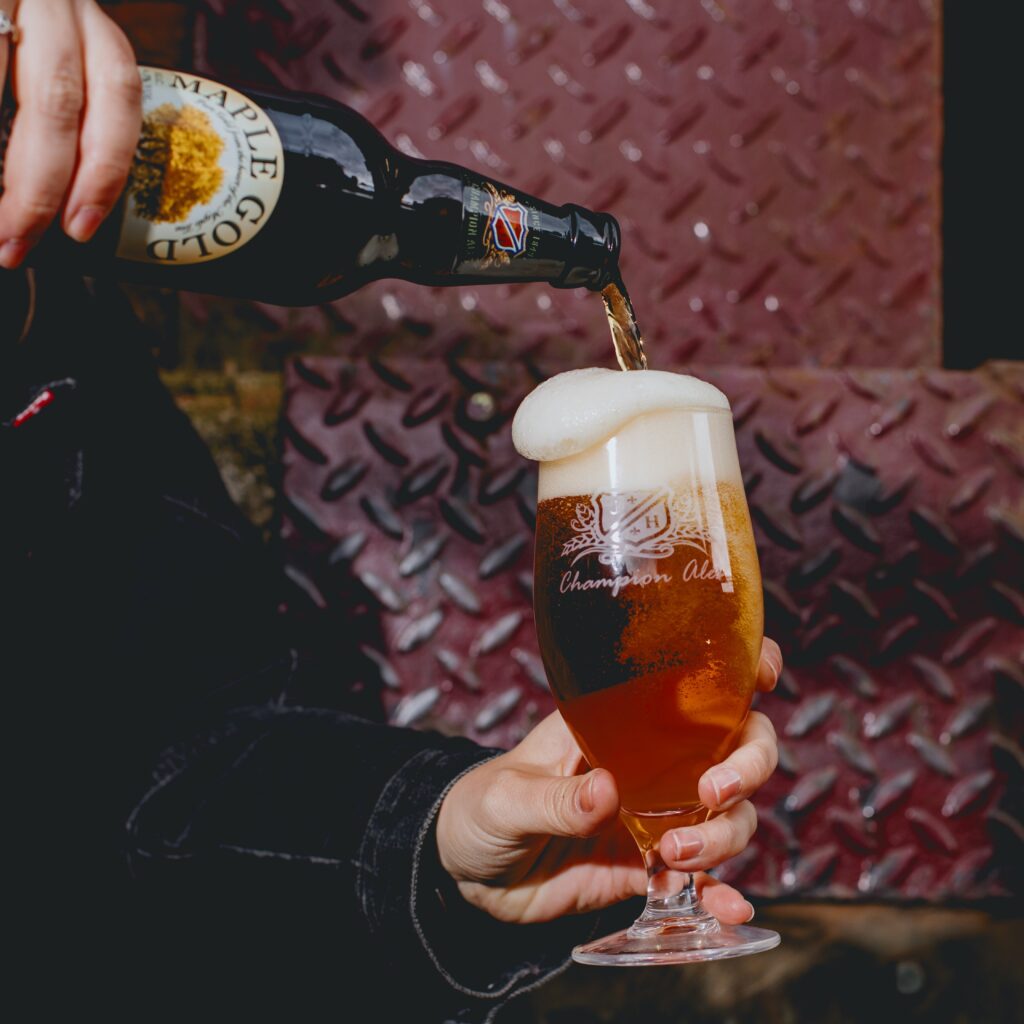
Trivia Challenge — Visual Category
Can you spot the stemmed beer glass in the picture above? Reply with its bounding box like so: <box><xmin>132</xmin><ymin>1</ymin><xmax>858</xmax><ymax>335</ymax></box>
<box><xmin>516</xmin><ymin>368</ymin><xmax>780</xmax><ymax>965</ymax></box>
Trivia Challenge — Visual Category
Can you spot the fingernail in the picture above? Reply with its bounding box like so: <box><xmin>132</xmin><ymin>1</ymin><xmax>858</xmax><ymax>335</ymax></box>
<box><xmin>743</xmin><ymin>900</ymin><xmax>756</xmax><ymax>922</ymax></box>
<box><xmin>0</xmin><ymin>238</ymin><xmax>27</xmax><ymax>269</ymax></box>
<box><xmin>669</xmin><ymin>828</ymin><xmax>704</xmax><ymax>861</ymax></box>
<box><xmin>708</xmin><ymin>766</ymin><xmax>742</xmax><ymax>805</ymax></box>
<box><xmin>67</xmin><ymin>206</ymin><xmax>106</xmax><ymax>243</ymax></box>
<box><xmin>580</xmin><ymin>775</ymin><xmax>597</xmax><ymax>814</ymax></box>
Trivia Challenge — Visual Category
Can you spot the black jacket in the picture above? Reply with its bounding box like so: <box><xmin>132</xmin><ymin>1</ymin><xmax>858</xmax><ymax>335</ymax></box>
<box><xmin>1</xmin><ymin>270</ymin><xmax>606</xmax><ymax>1021</ymax></box>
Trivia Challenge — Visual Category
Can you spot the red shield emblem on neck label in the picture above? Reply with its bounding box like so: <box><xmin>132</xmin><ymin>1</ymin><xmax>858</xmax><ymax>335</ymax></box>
<box><xmin>490</xmin><ymin>201</ymin><xmax>528</xmax><ymax>254</ymax></box>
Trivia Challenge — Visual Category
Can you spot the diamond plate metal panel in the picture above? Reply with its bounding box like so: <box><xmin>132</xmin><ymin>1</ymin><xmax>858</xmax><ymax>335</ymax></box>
<box><xmin>281</xmin><ymin>356</ymin><xmax>1022</xmax><ymax>900</ymax></box>
<box><xmin>193</xmin><ymin>0</ymin><xmax>941</xmax><ymax>369</ymax></box>
<box><xmin>280</xmin><ymin>353</ymin><xmax>544</xmax><ymax>746</ymax></box>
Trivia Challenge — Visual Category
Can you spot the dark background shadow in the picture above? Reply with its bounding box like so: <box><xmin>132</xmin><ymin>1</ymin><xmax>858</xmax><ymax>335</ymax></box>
<box><xmin>943</xmin><ymin>0</ymin><xmax>1017</xmax><ymax>367</ymax></box>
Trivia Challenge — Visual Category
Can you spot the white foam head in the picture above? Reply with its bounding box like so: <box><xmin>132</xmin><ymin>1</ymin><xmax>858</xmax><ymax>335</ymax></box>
<box><xmin>512</xmin><ymin>368</ymin><xmax>729</xmax><ymax>462</ymax></box>
<box><xmin>512</xmin><ymin>368</ymin><xmax>740</xmax><ymax>500</ymax></box>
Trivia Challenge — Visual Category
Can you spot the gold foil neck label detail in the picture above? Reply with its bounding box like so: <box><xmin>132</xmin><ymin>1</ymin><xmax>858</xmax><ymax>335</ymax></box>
<box><xmin>117</xmin><ymin>67</ymin><xmax>284</xmax><ymax>265</ymax></box>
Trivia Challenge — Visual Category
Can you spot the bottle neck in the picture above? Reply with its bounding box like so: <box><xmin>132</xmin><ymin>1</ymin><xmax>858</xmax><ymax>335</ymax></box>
<box><xmin>391</xmin><ymin>161</ymin><xmax>620</xmax><ymax>292</ymax></box>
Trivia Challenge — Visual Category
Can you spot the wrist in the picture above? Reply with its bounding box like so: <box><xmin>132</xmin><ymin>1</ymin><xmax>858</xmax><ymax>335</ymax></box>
<box><xmin>434</xmin><ymin>768</ymin><xmax>474</xmax><ymax>885</ymax></box>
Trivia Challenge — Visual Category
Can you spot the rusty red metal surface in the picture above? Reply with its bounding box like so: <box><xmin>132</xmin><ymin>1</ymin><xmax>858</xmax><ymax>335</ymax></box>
<box><xmin>193</xmin><ymin>0</ymin><xmax>941</xmax><ymax>369</ymax></box>
<box><xmin>280</xmin><ymin>355</ymin><xmax>1022</xmax><ymax>900</ymax></box>
<box><xmin>187</xmin><ymin>0</ymin><xmax>1020</xmax><ymax>907</ymax></box>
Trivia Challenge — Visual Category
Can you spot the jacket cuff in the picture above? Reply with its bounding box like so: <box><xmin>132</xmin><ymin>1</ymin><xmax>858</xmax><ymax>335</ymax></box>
<box><xmin>357</xmin><ymin>743</ymin><xmax>605</xmax><ymax>1016</ymax></box>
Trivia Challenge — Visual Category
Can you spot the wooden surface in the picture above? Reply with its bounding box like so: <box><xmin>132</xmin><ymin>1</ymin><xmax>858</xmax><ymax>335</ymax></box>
<box><xmin>504</xmin><ymin>902</ymin><xmax>1022</xmax><ymax>1024</ymax></box>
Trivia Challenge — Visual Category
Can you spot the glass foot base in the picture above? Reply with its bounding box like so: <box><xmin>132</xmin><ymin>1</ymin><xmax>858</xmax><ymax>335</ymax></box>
<box><xmin>572</xmin><ymin>922</ymin><xmax>780</xmax><ymax>967</ymax></box>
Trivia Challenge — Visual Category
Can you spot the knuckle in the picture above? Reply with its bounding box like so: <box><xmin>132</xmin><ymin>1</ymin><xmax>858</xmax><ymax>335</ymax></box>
<box><xmin>748</xmin><ymin>741</ymin><xmax>776</xmax><ymax>783</ymax></box>
<box><xmin>77</xmin><ymin>157</ymin><xmax>132</xmax><ymax>203</ymax></box>
<box><xmin>732</xmin><ymin>801</ymin><xmax>757</xmax><ymax>842</ymax></box>
<box><xmin>543</xmin><ymin>782</ymin><xmax>572</xmax><ymax>831</ymax></box>
<box><xmin>92</xmin><ymin>156</ymin><xmax>133</xmax><ymax>184</ymax></box>
<box><xmin>101</xmin><ymin>61</ymin><xmax>143</xmax><ymax>107</ymax></box>
<box><xmin>489</xmin><ymin>764</ymin><xmax>518</xmax><ymax>800</ymax></box>
<box><xmin>759</xmin><ymin>724</ymin><xmax>780</xmax><ymax>773</ymax></box>
<box><xmin>15</xmin><ymin>191</ymin><xmax>63</xmax><ymax>227</ymax></box>
<box><xmin>714</xmin><ymin>805</ymin><xmax>754</xmax><ymax>857</ymax></box>
<box><xmin>745</xmin><ymin>801</ymin><xmax>759</xmax><ymax>837</ymax></box>
<box><xmin>719</xmin><ymin>813</ymin><xmax>742</xmax><ymax>853</ymax></box>
<box><xmin>36</xmin><ymin>62</ymin><xmax>85</xmax><ymax>128</ymax></box>
<box><xmin>479</xmin><ymin>768</ymin><xmax>514</xmax><ymax>825</ymax></box>
<box><xmin>750</xmin><ymin>710</ymin><xmax>779</xmax><ymax>746</ymax></box>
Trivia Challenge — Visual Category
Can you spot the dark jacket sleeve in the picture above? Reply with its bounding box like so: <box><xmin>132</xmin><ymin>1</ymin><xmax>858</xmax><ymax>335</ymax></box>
<box><xmin>2</xmin><ymin>270</ymin><xmax>605</xmax><ymax>1021</ymax></box>
<box><xmin>124</xmin><ymin>701</ymin><xmax>603</xmax><ymax>1021</ymax></box>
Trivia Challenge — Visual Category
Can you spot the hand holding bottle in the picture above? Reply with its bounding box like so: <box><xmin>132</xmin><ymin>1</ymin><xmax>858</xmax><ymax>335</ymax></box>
<box><xmin>0</xmin><ymin>0</ymin><xmax>140</xmax><ymax>269</ymax></box>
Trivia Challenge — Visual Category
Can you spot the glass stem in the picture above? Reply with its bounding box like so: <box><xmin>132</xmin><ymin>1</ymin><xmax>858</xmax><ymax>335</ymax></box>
<box><xmin>628</xmin><ymin>843</ymin><xmax>720</xmax><ymax>937</ymax></box>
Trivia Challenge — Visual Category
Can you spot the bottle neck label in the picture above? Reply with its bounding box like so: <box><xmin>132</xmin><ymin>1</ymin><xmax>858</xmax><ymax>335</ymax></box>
<box><xmin>116</xmin><ymin>67</ymin><xmax>284</xmax><ymax>266</ymax></box>
<box><xmin>458</xmin><ymin>178</ymin><xmax>544</xmax><ymax>274</ymax></box>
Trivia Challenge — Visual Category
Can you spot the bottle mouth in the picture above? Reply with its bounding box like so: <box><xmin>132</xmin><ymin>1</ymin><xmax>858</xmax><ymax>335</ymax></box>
<box><xmin>595</xmin><ymin>213</ymin><xmax>621</xmax><ymax>291</ymax></box>
<box><xmin>558</xmin><ymin>206</ymin><xmax>621</xmax><ymax>291</ymax></box>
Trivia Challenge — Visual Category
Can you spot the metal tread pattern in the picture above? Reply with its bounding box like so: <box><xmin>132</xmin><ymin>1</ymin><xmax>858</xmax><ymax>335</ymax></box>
<box><xmin>195</xmin><ymin>0</ymin><xmax>941</xmax><ymax>368</ymax></box>
<box><xmin>280</xmin><ymin>355</ymin><xmax>1022</xmax><ymax>899</ymax></box>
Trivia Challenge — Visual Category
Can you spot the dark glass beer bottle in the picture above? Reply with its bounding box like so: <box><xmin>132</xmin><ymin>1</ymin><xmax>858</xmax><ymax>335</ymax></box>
<box><xmin>16</xmin><ymin>67</ymin><xmax>620</xmax><ymax>305</ymax></box>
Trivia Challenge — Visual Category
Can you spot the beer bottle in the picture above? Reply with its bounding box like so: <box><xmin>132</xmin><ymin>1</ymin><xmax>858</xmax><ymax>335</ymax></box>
<box><xmin>10</xmin><ymin>67</ymin><xmax>620</xmax><ymax>306</ymax></box>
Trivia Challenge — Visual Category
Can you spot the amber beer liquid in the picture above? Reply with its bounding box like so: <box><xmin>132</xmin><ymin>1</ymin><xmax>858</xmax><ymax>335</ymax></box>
<box><xmin>517</xmin><ymin>371</ymin><xmax>763</xmax><ymax>850</ymax></box>
<box><xmin>8</xmin><ymin>67</ymin><xmax>620</xmax><ymax>303</ymax></box>
<box><xmin>535</xmin><ymin>482</ymin><xmax>761</xmax><ymax>836</ymax></box>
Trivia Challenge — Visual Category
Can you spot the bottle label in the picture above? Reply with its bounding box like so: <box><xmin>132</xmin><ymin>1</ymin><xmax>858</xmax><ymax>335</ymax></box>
<box><xmin>116</xmin><ymin>67</ymin><xmax>284</xmax><ymax>265</ymax></box>
<box><xmin>460</xmin><ymin>179</ymin><xmax>543</xmax><ymax>272</ymax></box>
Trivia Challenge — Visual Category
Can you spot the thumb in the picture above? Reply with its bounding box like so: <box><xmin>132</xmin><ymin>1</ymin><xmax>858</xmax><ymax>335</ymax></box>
<box><xmin>501</xmin><ymin>767</ymin><xmax>620</xmax><ymax>840</ymax></box>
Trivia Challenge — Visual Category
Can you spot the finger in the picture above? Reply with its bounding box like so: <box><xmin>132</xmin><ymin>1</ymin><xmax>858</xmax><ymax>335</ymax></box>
<box><xmin>698</xmin><ymin>711</ymin><xmax>777</xmax><ymax>812</ymax></box>
<box><xmin>661</xmin><ymin>800</ymin><xmax>757</xmax><ymax>870</ymax></box>
<box><xmin>0</xmin><ymin>5</ymin><xmax>12</xmax><ymax>106</ymax></box>
<box><xmin>0</xmin><ymin>2</ymin><xmax>84</xmax><ymax>267</ymax></box>
<box><xmin>62</xmin><ymin>3</ymin><xmax>140</xmax><ymax>241</ymax></box>
<box><xmin>756</xmin><ymin>636</ymin><xmax>783</xmax><ymax>693</ymax></box>
<box><xmin>697</xmin><ymin>874</ymin><xmax>756</xmax><ymax>925</ymax></box>
<box><xmin>487</xmin><ymin>765</ymin><xmax>620</xmax><ymax>841</ymax></box>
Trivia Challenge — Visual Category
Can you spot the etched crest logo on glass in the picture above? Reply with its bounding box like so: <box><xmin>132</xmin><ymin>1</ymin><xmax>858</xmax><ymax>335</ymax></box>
<box><xmin>563</xmin><ymin>488</ymin><xmax>713</xmax><ymax>565</ymax></box>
